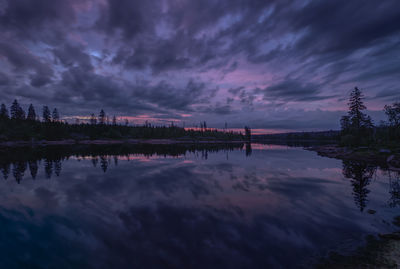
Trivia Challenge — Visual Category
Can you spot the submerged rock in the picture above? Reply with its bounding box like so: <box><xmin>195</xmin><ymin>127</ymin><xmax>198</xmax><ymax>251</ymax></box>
<box><xmin>388</xmin><ymin>155</ymin><xmax>400</xmax><ymax>168</ymax></box>
<box><xmin>367</xmin><ymin>209</ymin><xmax>376</xmax><ymax>214</ymax></box>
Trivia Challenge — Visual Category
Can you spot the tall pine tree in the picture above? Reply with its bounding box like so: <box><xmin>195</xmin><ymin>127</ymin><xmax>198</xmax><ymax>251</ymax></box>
<box><xmin>99</xmin><ymin>109</ymin><xmax>106</xmax><ymax>125</ymax></box>
<box><xmin>42</xmin><ymin>106</ymin><xmax>51</xmax><ymax>123</ymax></box>
<box><xmin>0</xmin><ymin>104</ymin><xmax>9</xmax><ymax>119</ymax></box>
<box><xmin>27</xmin><ymin>104</ymin><xmax>37</xmax><ymax>121</ymax></box>
<box><xmin>10</xmin><ymin>100</ymin><xmax>25</xmax><ymax>120</ymax></box>
<box><xmin>52</xmin><ymin>108</ymin><xmax>60</xmax><ymax>122</ymax></box>
<box><xmin>347</xmin><ymin>87</ymin><xmax>373</xmax><ymax>132</ymax></box>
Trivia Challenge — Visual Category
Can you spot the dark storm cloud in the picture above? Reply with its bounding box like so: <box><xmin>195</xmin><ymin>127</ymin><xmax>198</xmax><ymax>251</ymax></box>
<box><xmin>0</xmin><ymin>72</ymin><xmax>9</xmax><ymax>86</ymax></box>
<box><xmin>290</xmin><ymin>1</ymin><xmax>400</xmax><ymax>56</ymax></box>
<box><xmin>53</xmin><ymin>64</ymin><xmax>214</xmax><ymax>116</ymax></box>
<box><xmin>256</xmin><ymin>80</ymin><xmax>336</xmax><ymax>102</ymax></box>
<box><xmin>0</xmin><ymin>0</ymin><xmax>399</xmax><ymax>130</ymax></box>
<box><xmin>0</xmin><ymin>0</ymin><xmax>83</xmax><ymax>44</ymax></box>
<box><xmin>0</xmin><ymin>42</ymin><xmax>53</xmax><ymax>87</ymax></box>
<box><xmin>96</xmin><ymin>0</ymin><xmax>164</xmax><ymax>40</ymax></box>
<box><xmin>53</xmin><ymin>44</ymin><xmax>93</xmax><ymax>70</ymax></box>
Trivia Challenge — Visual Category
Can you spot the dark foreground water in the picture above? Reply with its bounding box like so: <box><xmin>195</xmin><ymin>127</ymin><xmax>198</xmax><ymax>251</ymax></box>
<box><xmin>0</xmin><ymin>143</ymin><xmax>398</xmax><ymax>268</ymax></box>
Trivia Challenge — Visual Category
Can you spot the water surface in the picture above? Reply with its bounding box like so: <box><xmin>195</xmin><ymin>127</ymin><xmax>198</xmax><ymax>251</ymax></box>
<box><xmin>0</xmin><ymin>144</ymin><xmax>398</xmax><ymax>268</ymax></box>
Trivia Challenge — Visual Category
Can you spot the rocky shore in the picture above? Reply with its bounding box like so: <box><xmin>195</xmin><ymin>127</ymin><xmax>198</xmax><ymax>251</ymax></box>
<box><xmin>315</xmin><ymin>216</ymin><xmax>400</xmax><ymax>268</ymax></box>
<box><xmin>306</xmin><ymin>145</ymin><xmax>400</xmax><ymax>170</ymax></box>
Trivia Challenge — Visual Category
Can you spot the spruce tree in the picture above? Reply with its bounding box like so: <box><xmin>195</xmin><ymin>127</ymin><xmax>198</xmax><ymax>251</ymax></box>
<box><xmin>90</xmin><ymin>113</ymin><xmax>97</xmax><ymax>125</ymax></box>
<box><xmin>27</xmin><ymin>104</ymin><xmax>37</xmax><ymax>121</ymax></box>
<box><xmin>99</xmin><ymin>109</ymin><xmax>106</xmax><ymax>125</ymax></box>
<box><xmin>52</xmin><ymin>108</ymin><xmax>60</xmax><ymax>122</ymax></box>
<box><xmin>42</xmin><ymin>106</ymin><xmax>51</xmax><ymax>123</ymax></box>
<box><xmin>10</xmin><ymin>100</ymin><xmax>20</xmax><ymax>120</ymax></box>
<box><xmin>347</xmin><ymin>87</ymin><xmax>373</xmax><ymax>133</ymax></box>
<box><xmin>0</xmin><ymin>104</ymin><xmax>9</xmax><ymax>119</ymax></box>
<box><xmin>244</xmin><ymin>126</ymin><xmax>251</xmax><ymax>141</ymax></box>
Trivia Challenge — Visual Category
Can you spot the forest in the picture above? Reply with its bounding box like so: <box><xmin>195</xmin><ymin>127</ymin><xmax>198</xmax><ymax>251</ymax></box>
<box><xmin>0</xmin><ymin>100</ymin><xmax>245</xmax><ymax>141</ymax></box>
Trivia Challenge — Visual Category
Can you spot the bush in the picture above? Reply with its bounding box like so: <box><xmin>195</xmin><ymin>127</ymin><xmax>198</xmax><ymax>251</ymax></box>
<box><xmin>340</xmin><ymin>134</ymin><xmax>357</xmax><ymax>147</ymax></box>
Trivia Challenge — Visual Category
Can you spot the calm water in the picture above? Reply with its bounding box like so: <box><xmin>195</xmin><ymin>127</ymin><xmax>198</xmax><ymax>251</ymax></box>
<box><xmin>0</xmin><ymin>144</ymin><xmax>399</xmax><ymax>268</ymax></box>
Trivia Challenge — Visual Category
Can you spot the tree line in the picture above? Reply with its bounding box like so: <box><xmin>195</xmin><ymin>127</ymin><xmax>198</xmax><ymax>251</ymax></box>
<box><xmin>1</xmin><ymin>100</ymin><xmax>60</xmax><ymax>123</ymax></box>
<box><xmin>340</xmin><ymin>87</ymin><xmax>400</xmax><ymax>147</ymax></box>
<box><xmin>0</xmin><ymin>100</ymin><xmax>245</xmax><ymax>141</ymax></box>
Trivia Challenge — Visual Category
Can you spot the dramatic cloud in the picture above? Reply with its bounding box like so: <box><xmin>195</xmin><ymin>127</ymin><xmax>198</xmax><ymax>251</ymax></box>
<box><xmin>0</xmin><ymin>0</ymin><xmax>399</xmax><ymax>131</ymax></box>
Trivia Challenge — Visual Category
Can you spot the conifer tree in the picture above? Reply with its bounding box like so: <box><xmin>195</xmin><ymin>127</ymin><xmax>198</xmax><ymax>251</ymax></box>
<box><xmin>244</xmin><ymin>126</ymin><xmax>251</xmax><ymax>141</ymax></box>
<box><xmin>90</xmin><ymin>113</ymin><xmax>97</xmax><ymax>125</ymax></box>
<box><xmin>0</xmin><ymin>104</ymin><xmax>9</xmax><ymax>119</ymax></box>
<box><xmin>27</xmin><ymin>104</ymin><xmax>37</xmax><ymax>121</ymax></box>
<box><xmin>52</xmin><ymin>108</ymin><xmax>60</xmax><ymax>122</ymax></box>
<box><xmin>348</xmin><ymin>87</ymin><xmax>372</xmax><ymax>131</ymax></box>
<box><xmin>42</xmin><ymin>106</ymin><xmax>51</xmax><ymax>123</ymax></box>
<box><xmin>10</xmin><ymin>100</ymin><xmax>20</xmax><ymax>120</ymax></box>
<box><xmin>99</xmin><ymin>109</ymin><xmax>106</xmax><ymax>125</ymax></box>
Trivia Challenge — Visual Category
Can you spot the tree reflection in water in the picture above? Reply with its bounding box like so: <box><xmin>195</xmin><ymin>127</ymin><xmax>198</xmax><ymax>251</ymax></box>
<box><xmin>388</xmin><ymin>171</ymin><xmax>400</xmax><ymax>208</ymax></box>
<box><xmin>342</xmin><ymin>160</ymin><xmax>376</xmax><ymax>211</ymax></box>
<box><xmin>0</xmin><ymin>143</ymin><xmax>244</xmax><ymax>182</ymax></box>
<box><xmin>1</xmin><ymin>143</ymin><xmax>399</xmax><ymax>212</ymax></box>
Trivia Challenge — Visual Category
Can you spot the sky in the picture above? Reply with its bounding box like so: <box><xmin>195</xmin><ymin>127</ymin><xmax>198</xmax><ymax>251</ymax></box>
<box><xmin>0</xmin><ymin>0</ymin><xmax>399</xmax><ymax>133</ymax></box>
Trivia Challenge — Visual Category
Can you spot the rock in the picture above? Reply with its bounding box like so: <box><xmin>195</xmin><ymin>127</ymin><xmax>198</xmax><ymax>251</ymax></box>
<box><xmin>378</xmin><ymin>232</ymin><xmax>400</xmax><ymax>240</ymax></box>
<box><xmin>387</xmin><ymin>154</ymin><xmax>400</xmax><ymax>168</ymax></box>
<box><xmin>367</xmin><ymin>209</ymin><xmax>376</xmax><ymax>214</ymax></box>
<box><xmin>393</xmin><ymin>216</ymin><xmax>400</xmax><ymax>227</ymax></box>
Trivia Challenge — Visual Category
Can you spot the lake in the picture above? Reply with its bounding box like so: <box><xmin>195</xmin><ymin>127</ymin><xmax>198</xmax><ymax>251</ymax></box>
<box><xmin>0</xmin><ymin>143</ymin><xmax>398</xmax><ymax>268</ymax></box>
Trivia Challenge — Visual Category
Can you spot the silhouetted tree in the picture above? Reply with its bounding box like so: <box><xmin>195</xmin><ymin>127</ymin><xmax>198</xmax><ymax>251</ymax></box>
<box><xmin>0</xmin><ymin>103</ymin><xmax>9</xmax><ymax>119</ymax></box>
<box><xmin>27</xmin><ymin>104</ymin><xmax>37</xmax><ymax>121</ymax></box>
<box><xmin>244</xmin><ymin>126</ymin><xmax>251</xmax><ymax>141</ymax></box>
<box><xmin>347</xmin><ymin>87</ymin><xmax>373</xmax><ymax>133</ymax></box>
<box><xmin>99</xmin><ymin>109</ymin><xmax>106</xmax><ymax>125</ymax></box>
<box><xmin>340</xmin><ymin>115</ymin><xmax>351</xmax><ymax>134</ymax></box>
<box><xmin>42</xmin><ymin>106</ymin><xmax>51</xmax><ymax>123</ymax></box>
<box><xmin>125</xmin><ymin>119</ymin><xmax>129</xmax><ymax>126</ymax></box>
<box><xmin>384</xmin><ymin>102</ymin><xmax>400</xmax><ymax>127</ymax></box>
<box><xmin>112</xmin><ymin>115</ymin><xmax>117</xmax><ymax>126</ymax></box>
<box><xmin>10</xmin><ymin>100</ymin><xmax>25</xmax><ymax>120</ymax></box>
<box><xmin>52</xmin><ymin>108</ymin><xmax>60</xmax><ymax>122</ymax></box>
<box><xmin>90</xmin><ymin>113</ymin><xmax>97</xmax><ymax>125</ymax></box>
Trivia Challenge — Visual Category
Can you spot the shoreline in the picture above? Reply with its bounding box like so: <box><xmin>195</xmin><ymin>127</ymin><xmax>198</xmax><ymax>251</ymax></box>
<box><xmin>306</xmin><ymin>144</ymin><xmax>400</xmax><ymax>170</ymax></box>
<box><xmin>0</xmin><ymin>138</ymin><xmax>247</xmax><ymax>148</ymax></box>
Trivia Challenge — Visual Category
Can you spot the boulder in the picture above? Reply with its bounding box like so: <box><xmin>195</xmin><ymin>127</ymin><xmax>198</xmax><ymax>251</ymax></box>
<box><xmin>387</xmin><ymin>154</ymin><xmax>400</xmax><ymax>168</ymax></box>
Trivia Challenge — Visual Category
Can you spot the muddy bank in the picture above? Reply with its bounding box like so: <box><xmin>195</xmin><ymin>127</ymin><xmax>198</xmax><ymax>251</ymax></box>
<box><xmin>306</xmin><ymin>145</ymin><xmax>400</xmax><ymax>170</ymax></box>
<box><xmin>0</xmin><ymin>139</ymin><xmax>247</xmax><ymax>148</ymax></box>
